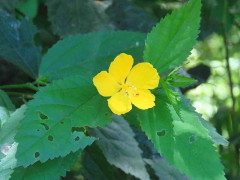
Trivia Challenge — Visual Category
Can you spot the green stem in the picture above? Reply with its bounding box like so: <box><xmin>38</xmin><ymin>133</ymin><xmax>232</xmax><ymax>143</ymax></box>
<box><xmin>0</xmin><ymin>83</ymin><xmax>38</xmax><ymax>91</ymax></box>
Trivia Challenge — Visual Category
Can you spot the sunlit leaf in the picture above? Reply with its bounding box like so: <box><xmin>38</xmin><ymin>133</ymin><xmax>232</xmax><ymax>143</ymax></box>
<box><xmin>39</xmin><ymin>31</ymin><xmax>145</xmax><ymax>81</ymax></box>
<box><xmin>144</xmin><ymin>0</ymin><xmax>201</xmax><ymax>73</ymax></box>
<box><xmin>10</xmin><ymin>151</ymin><xmax>79</xmax><ymax>180</ymax></box>
<box><xmin>14</xmin><ymin>76</ymin><xmax>113</xmax><ymax>167</ymax></box>
<box><xmin>139</xmin><ymin>91</ymin><xmax>226</xmax><ymax>180</ymax></box>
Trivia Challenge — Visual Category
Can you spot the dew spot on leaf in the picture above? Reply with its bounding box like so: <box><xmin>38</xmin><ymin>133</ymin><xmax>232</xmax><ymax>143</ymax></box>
<box><xmin>157</xmin><ymin>129</ymin><xmax>166</xmax><ymax>136</ymax></box>
<box><xmin>34</xmin><ymin>152</ymin><xmax>40</xmax><ymax>158</ymax></box>
<box><xmin>48</xmin><ymin>135</ymin><xmax>54</xmax><ymax>141</ymax></box>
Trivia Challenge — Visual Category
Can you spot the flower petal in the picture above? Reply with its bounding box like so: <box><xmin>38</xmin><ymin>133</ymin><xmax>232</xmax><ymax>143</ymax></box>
<box><xmin>109</xmin><ymin>53</ymin><xmax>134</xmax><ymax>84</ymax></box>
<box><xmin>93</xmin><ymin>71</ymin><xmax>121</xmax><ymax>97</ymax></box>
<box><xmin>130</xmin><ymin>89</ymin><xmax>155</xmax><ymax>110</ymax></box>
<box><xmin>126</xmin><ymin>63</ymin><xmax>160</xmax><ymax>89</ymax></box>
<box><xmin>108</xmin><ymin>91</ymin><xmax>132</xmax><ymax>115</ymax></box>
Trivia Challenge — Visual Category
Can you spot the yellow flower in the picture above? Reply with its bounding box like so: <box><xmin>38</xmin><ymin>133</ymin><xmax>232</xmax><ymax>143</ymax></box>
<box><xmin>93</xmin><ymin>53</ymin><xmax>160</xmax><ymax>115</ymax></box>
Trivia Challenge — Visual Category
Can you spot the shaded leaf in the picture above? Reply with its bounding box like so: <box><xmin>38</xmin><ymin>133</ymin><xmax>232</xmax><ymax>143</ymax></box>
<box><xmin>90</xmin><ymin>116</ymin><xmax>150</xmax><ymax>180</ymax></box>
<box><xmin>138</xmin><ymin>91</ymin><xmax>226</xmax><ymax>180</ymax></box>
<box><xmin>39</xmin><ymin>31</ymin><xmax>145</xmax><ymax>81</ymax></box>
<box><xmin>145</xmin><ymin>158</ymin><xmax>189</xmax><ymax>180</ymax></box>
<box><xmin>81</xmin><ymin>145</ymin><xmax>118</xmax><ymax>180</ymax></box>
<box><xmin>0</xmin><ymin>89</ymin><xmax>15</xmax><ymax>111</ymax></box>
<box><xmin>16</xmin><ymin>0</ymin><xmax>39</xmax><ymax>19</ymax></box>
<box><xmin>0</xmin><ymin>8</ymin><xmax>41</xmax><ymax>78</ymax></box>
<box><xmin>144</xmin><ymin>0</ymin><xmax>201</xmax><ymax>73</ymax></box>
<box><xmin>0</xmin><ymin>0</ymin><xmax>18</xmax><ymax>12</ymax></box>
<box><xmin>15</xmin><ymin>75</ymin><xmax>112</xmax><ymax>167</ymax></box>
<box><xmin>45</xmin><ymin>0</ymin><xmax>109</xmax><ymax>38</ymax></box>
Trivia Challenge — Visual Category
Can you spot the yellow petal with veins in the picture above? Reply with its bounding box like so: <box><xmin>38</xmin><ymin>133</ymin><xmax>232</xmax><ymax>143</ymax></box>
<box><xmin>126</xmin><ymin>63</ymin><xmax>160</xmax><ymax>89</ymax></box>
<box><xmin>108</xmin><ymin>91</ymin><xmax>132</xmax><ymax>115</ymax></box>
<box><xmin>130</xmin><ymin>89</ymin><xmax>155</xmax><ymax>109</ymax></box>
<box><xmin>93</xmin><ymin>71</ymin><xmax>121</xmax><ymax>97</ymax></box>
<box><xmin>109</xmin><ymin>53</ymin><xmax>134</xmax><ymax>84</ymax></box>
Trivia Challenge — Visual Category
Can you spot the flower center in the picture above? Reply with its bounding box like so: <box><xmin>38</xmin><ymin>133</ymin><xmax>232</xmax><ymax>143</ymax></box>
<box><xmin>121</xmin><ymin>83</ymin><xmax>138</xmax><ymax>97</ymax></box>
<box><xmin>121</xmin><ymin>84</ymin><xmax>130</xmax><ymax>91</ymax></box>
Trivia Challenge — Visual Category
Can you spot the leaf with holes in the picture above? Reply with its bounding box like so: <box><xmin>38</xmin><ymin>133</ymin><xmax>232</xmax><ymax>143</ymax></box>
<box><xmin>0</xmin><ymin>8</ymin><xmax>41</xmax><ymax>78</ymax></box>
<box><xmin>10</xmin><ymin>151</ymin><xmax>79</xmax><ymax>180</ymax></box>
<box><xmin>15</xmin><ymin>75</ymin><xmax>113</xmax><ymax>167</ymax></box>
<box><xmin>138</xmin><ymin>91</ymin><xmax>226</xmax><ymax>180</ymax></box>
<box><xmin>144</xmin><ymin>0</ymin><xmax>201</xmax><ymax>73</ymax></box>
<box><xmin>39</xmin><ymin>31</ymin><xmax>145</xmax><ymax>81</ymax></box>
<box><xmin>89</xmin><ymin>116</ymin><xmax>150</xmax><ymax>180</ymax></box>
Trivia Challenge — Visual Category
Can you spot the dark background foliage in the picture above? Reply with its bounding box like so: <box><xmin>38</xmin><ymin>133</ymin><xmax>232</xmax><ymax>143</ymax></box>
<box><xmin>0</xmin><ymin>0</ymin><xmax>239</xmax><ymax>179</ymax></box>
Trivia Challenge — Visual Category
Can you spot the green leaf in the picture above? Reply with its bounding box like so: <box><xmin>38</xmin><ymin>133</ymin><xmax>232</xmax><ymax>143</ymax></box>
<box><xmin>90</xmin><ymin>116</ymin><xmax>150</xmax><ymax>180</ymax></box>
<box><xmin>81</xmin><ymin>145</ymin><xmax>118</xmax><ymax>180</ymax></box>
<box><xmin>0</xmin><ymin>8</ymin><xmax>41</xmax><ymax>78</ymax></box>
<box><xmin>168</xmin><ymin>75</ymin><xmax>197</xmax><ymax>87</ymax></box>
<box><xmin>199</xmin><ymin>118</ymin><xmax>228</xmax><ymax>146</ymax></box>
<box><xmin>39</xmin><ymin>31</ymin><xmax>146</xmax><ymax>81</ymax></box>
<box><xmin>138</xmin><ymin>92</ymin><xmax>226</xmax><ymax>180</ymax></box>
<box><xmin>0</xmin><ymin>89</ymin><xmax>15</xmax><ymax>111</ymax></box>
<box><xmin>0</xmin><ymin>106</ymin><xmax>26</xmax><ymax>179</ymax></box>
<box><xmin>0</xmin><ymin>107</ymin><xmax>10</xmax><ymax>127</ymax></box>
<box><xmin>45</xmin><ymin>0</ymin><xmax>109</xmax><ymax>38</ymax></box>
<box><xmin>0</xmin><ymin>105</ymin><xmax>79</xmax><ymax>180</ymax></box>
<box><xmin>160</xmin><ymin>80</ymin><xmax>180</xmax><ymax>105</ymax></box>
<box><xmin>15</xmin><ymin>75</ymin><xmax>111</xmax><ymax>167</ymax></box>
<box><xmin>144</xmin><ymin>0</ymin><xmax>201</xmax><ymax>73</ymax></box>
<box><xmin>145</xmin><ymin>158</ymin><xmax>189</xmax><ymax>180</ymax></box>
<box><xmin>10</xmin><ymin>151</ymin><xmax>79</xmax><ymax>180</ymax></box>
<box><xmin>16</xmin><ymin>0</ymin><xmax>39</xmax><ymax>19</ymax></box>
<box><xmin>0</xmin><ymin>0</ymin><xmax>18</xmax><ymax>12</ymax></box>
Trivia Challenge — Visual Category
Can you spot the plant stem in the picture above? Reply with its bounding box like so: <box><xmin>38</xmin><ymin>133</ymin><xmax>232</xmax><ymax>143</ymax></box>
<box><xmin>0</xmin><ymin>83</ymin><xmax>38</xmax><ymax>91</ymax></box>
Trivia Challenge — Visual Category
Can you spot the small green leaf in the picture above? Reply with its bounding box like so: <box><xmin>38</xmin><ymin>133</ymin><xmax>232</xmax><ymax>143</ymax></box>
<box><xmin>0</xmin><ymin>8</ymin><xmax>41</xmax><ymax>78</ymax></box>
<box><xmin>168</xmin><ymin>75</ymin><xmax>197</xmax><ymax>87</ymax></box>
<box><xmin>0</xmin><ymin>89</ymin><xmax>15</xmax><ymax>111</ymax></box>
<box><xmin>144</xmin><ymin>0</ymin><xmax>201</xmax><ymax>73</ymax></box>
<box><xmin>90</xmin><ymin>116</ymin><xmax>150</xmax><ymax>180</ymax></box>
<box><xmin>39</xmin><ymin>31</ymin><xmax>146</xmax><ymax>81</ymax></box>
<box><xmin>15</xmin><ymin>76</ymin><xmax>111</xmax><ymax>167</ymax></box>
<box><xmin>138</xmin><ymin>92</ymin><xmax>226</xmax><ymax>180</ymax></box>
<box><xmin>161</xmin><ymin>80</ymin><xmax>180</xmax><ymax>104</ymax></box>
